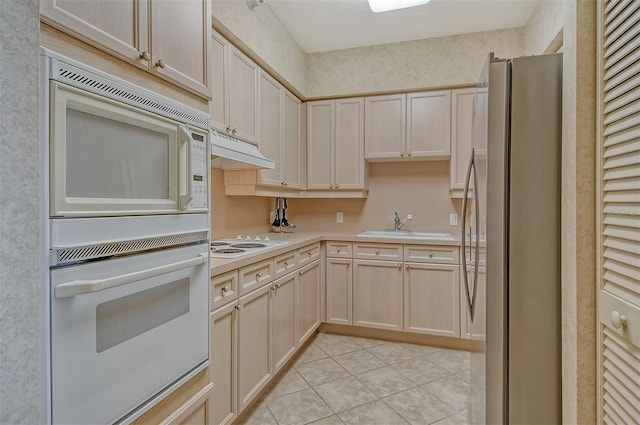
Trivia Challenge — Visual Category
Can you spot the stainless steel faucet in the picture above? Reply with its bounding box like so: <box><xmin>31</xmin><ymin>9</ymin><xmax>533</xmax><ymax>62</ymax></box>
<box><xmin>394</xmin><ymin>212</ymin><xmax>412</xmax><ymax>231</ymax></box>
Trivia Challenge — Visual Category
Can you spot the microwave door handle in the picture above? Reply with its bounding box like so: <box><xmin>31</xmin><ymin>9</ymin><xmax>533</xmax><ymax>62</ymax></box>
<box><xmin>179</xmin><ymin>126</ymin><xmax>193</xmax><ymax>210</ymax></box>
<box><xmin>55</xmin><ymin>252</ymin><xmax>208</xmax><ymax>298</ymax></box>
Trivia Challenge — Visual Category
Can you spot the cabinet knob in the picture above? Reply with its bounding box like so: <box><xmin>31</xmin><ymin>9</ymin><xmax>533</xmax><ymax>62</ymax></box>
<box><xmin>308</xmin><ymin>251</ymin><xmax>313</xmax><ymax>257</ymax></box>
<box><xmin>347</xmin><ymin>260</ymin><xmax>351</xmax><ymax>265</ymax></box>
<box><xmin>329</xmin><ymin>184</ymin><xmax>334</xmax><ymax>189</ymax></box>
<box><xmin>428</xmin><ymin>251</ymin><xmax>433</xmax><ymax>258</ymax></box>
<box><xmin>375</xmin><ymin>249</ymin><xmax>380</xmax><ymax>255</ymax></box>
<box><xmin>284</xmin><ymin>182</ymin><xmax>288</xmax><ymax>187</ymax></box>
<box><xmin>284</xmin><ymin>262</ymin><xmax>289</xmax><ymax>268</ymax></box>
<box><xmin>337</xmin><ymin>247</ymin><xmax>341</xmax><ymax>252</ymax></box>
<box><xmin>156</xmin><ymin>59</ymin><xmax>167</xmax><ymax>69</ymax></box>
<box><xmin>139</xmin><ymin>51</ymin><xmax>151</xmax><ymax>61</ymax></box>
<box><xmin>226</xmin><ymin>126</ymin><xmax>232</xmax><ymax>133</ymax></box>
<box><xmin>256</xmin><ymin>272</ymin><xmax>261</xmax><ymax>280</ymax></box>
<box><xmin>611</xmin><ymin>310</ymin><xmax>628</xmax><ymax>329</ymax></box>
<box><xmin>336</xmin><ymin>184</ymin><xmax>340</xmax><ymax>189</ymax></box>
<box><xmin>397</xmin><ymin>264</ymin><xmax>402</xmax><ymax>269</ymax></box>
<box><xmin>400</xmin><ymin>152</ymin><xmax>405</xmax><ymax>157</ymax></box>
<box><xmin>405</xmin><ymin>264</ymin><xmax>410</xmax><ymax>270</ymax></box>
<box><xmin>408</xmin><ymin>152</ymin><xmax>412</xmax><ymax>157</ymax></box>
<box><xmin>271</xmin><ymin>285</ymin><xmax>277</xmax><ymax>292</ymax></box>
<box><xmin>299</xmin><ymin>271</ymin><xmax>303</xmax><ymax>276</ymax></box>
<box><xmin>222</xmin><ymin>285</ymin><xmax>229</xmax><ymax>293</ymax></box>
<box><xmin>235</xmin><ymin>305</ymin><xmax>240</xmax><ymax>311</ymax></box>
<box><xmin>232</xmin><ymin>128</ymin><xmax>237</xmax><ymax>135</ymax></box>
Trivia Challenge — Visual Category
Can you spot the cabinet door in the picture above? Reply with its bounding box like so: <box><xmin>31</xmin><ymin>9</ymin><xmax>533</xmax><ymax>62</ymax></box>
<box><xmin>307</xmin><ymin>101</ymin><xmax>334</xmax><ymax>189</ymax></box>
<box><xmin>335</xmin><ymin>98</ymin><xmax>366</xmax><ymax>190</ymax></box>
<box><xmin>460</xmin><ymin>266</ymin><xmax>485</xmax><ymax>340</ymax></box>
<box><xmin>211</xmin><ymin>302</ymin><xmax>237</xmax><ymax>425</ymax></box>
<box><xmin>161</xmin><ymin>383</ymin><xmax>214</xmax><ymax>425</ymax></box>
<box><xmin>40</xmin><ymin>0</ymin><xmax>149</xmax><ymax>70</ymax></box>
<box><xmin>296</xmin><ymin>261</ymin><xmax>321</xmax><ymax>345</ymax></box>
<box><xmin>404</xmin><ymin>263</ymin><xmax>460</xmax><ymax>337</ymax></box>
<box><xmin>237</xmin><ymin>285</ymin><xmax>271</xmax><ymax>413</ymax></box>
<box><xmin>257</xmin><ymin>71</ymin><xmax>283</xmax><ymax>187</ymax></box>
<box><xmin>282</xmin><ymin>90</ymin><xmax>302</xmax><ymax>189</ymax></box>
<box><xmin>406</xmin><ymin>90</ymin><xmax>451</xmax><ymax>158</ymax></box>
<box><xmin>353</xmin><ymin>260</ymin><xmax>403</xmax><ymax>330</ymax></box>
<box><xmin>228</xmin><ymin>46</ymin><xmax>259</xmax><ymax>144</ymax></box>
<box><xmin>450</xmin><ymin>88</ymin><xmax>476</xmax><ymax>196</ymax></box>
<box><xmin>149</xmin><ymin>0</ymin><xmax>210</xmax><ymax>97</ymax></box>
<box><xmin>325</xmin><ymin>258</ymin><xmax>352</xmax><ymax>325</ymax></box>
<box><xmin>364</xmin><ymin>94</ymin><xmax>405</xmax><ymax>160</ymax></box>
<box><xmin>210</xmin><ymin>30</ymin><xmax>229</xmax><ymax>132</ymax></box>
<box><xmin>270</xmin><ymin>274</ymin><xmax>297</xmax><ymax>373</ymax></box>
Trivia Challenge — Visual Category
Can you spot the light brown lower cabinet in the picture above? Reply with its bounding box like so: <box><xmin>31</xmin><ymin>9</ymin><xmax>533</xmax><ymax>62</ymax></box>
<box><xmin>325</xmin><ymin>258</ymin><xmax>352</xmax><ymax>325</ymax></box>
<box><xmin>160</xmin><ymin>383</ymin><xmax>214</xmax><ymax>425</ymax></box>
<box><xmin>271</xmin><ymin>273</ymin><xmax>297</xmax><ymax>373</ymax></box>
<box><xmin>353</xmin><ymin>259</ymin><xmax>404</xmax><ymax>330</ymax></box>
<box><xmin>237</xmin><ymin>284</ymin><xmax>272</xmax><ymax>413</ymax></box>
<box><xmin>404</xmin><ymin>263</ymin><xmax>460</xmax><ymax>337</ymax></box>
<box><xmin>296</xmin><ymin>260</ymin><xmax>321</xmax><ymax>345</ymax></box>
<box><xmin>460</xmin><ymin>266</ymin><xmax>486</xmax><ymax>340</ymax></box>
<box><xmin>211</xmin><ymin>301</ymin><xmax>238</xmax><ymax>425</ymax></box>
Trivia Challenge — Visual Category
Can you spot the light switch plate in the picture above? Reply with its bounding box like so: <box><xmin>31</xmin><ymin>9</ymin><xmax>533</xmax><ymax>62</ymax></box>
<box><xmin>449</xmin><ymin>213</ymin><xmax>458</xmax><ymax>226</ymax></box>
<box><xmin>336</xmin><ymin>212</ymin><xmax>344</xmax><ymax>223</ymax></box>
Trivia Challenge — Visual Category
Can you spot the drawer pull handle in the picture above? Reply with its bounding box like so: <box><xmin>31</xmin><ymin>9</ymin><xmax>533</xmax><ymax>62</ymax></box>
<box><xmin>611</xmin><ymin>311</ymin><xmax>628</xmax><ymax>329</ymax></box>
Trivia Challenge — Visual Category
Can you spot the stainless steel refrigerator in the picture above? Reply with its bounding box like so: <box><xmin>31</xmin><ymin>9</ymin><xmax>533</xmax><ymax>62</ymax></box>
<box><xmin>462</xmin><ymin>53</ymin><xmax>563</xmax><ymax>424</ymax></box>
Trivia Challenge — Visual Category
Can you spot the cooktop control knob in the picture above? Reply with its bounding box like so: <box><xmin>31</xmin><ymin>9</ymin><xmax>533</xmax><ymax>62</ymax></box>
<box><xmin>236</xmin><ymin>235</ymin><xmax>243</xmax><ymax>240</ymax></box>
<box><xmin>255</xmin><ymin>236</ymin><xmax>261</xmax><ymax>241</ymax></box>
<box><xmin>245</xmin><ymin>236</ymin><xmax>252</xmax><ymax>240</ymax></box>
<box><xmin>264</xmin><ymin>236</ymin><xmax>270</xmax><ymax>241</ymax></box>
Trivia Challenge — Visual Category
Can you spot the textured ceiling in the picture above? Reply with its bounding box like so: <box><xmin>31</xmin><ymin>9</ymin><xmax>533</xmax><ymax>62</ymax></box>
<box><xmin>266</xmin><ymin>0</ymin><xmax>539</xmax><ymax>53</ymax></box>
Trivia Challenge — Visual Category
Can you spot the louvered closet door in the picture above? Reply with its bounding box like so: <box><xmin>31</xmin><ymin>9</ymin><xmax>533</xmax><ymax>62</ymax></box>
<box><xmin>598</xmin><ymin>1</ymin><xmax>640</xmax><ymax>423</ymax></box>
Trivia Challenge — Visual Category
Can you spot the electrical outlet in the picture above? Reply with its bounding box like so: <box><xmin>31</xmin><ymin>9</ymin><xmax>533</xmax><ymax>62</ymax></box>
<box><xmin>449</xmin><ymin>213</ymin><xmax>458</xmax><ymax>226</ymax></box>
<box><xmin>269</xmin><ymin>211</ymin><xmax>275</xmax><ymax>223</ymax></box>
<box><xmin>336</xmin><ymin>212</ymin><xmax>344</xmax><ymax>223</ymax></box>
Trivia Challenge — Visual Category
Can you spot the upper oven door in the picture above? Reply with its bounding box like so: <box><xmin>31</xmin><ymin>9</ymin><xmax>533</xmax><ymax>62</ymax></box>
<box><xmin>49</xmin><ymin>81</ymin><xmax>206</xmax><ymax>217</ymax></box>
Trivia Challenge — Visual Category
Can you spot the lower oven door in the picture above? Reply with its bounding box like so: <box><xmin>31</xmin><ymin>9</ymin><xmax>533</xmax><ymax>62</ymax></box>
<box><xmin>50</xmin><ymin>242</ymin><xmax>209</xmax><ymax>425</ymax></box>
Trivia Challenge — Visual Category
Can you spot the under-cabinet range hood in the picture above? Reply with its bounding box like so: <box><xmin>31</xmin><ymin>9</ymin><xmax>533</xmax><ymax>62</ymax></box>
<box><xmin>210</xmin><ymin>129</ymin><xmax>274</xmax><ymax>170</ymax></box>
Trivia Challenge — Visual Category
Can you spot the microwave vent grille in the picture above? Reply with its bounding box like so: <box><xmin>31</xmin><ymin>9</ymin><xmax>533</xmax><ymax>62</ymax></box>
<box><xmin>53</xmin><ymin>63</ymin><xmax>209</xmax><ymax>129</ymax></box>
<box><xmin>54</xmin><ymin>231</ymin><xmax>208</xmax><ymax>265</ymax></box>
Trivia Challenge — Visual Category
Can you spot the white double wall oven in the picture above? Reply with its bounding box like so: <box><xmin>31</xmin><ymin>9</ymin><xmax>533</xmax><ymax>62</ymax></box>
<box><xmin>41</xmin><ymin>48</ymin><xmax>211</xmax><ymax>425</ymax></box>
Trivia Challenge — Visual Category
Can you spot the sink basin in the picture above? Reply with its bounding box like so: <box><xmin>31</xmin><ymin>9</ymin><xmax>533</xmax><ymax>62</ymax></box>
<box><xmin>358</xmin><ymin>230</ymin><xmax>455</xmax><ymax>240</ymax></box>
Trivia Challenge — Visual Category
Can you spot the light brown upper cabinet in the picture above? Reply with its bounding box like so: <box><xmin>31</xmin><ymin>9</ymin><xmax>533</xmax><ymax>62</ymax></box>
<box><xmin>41</xmin><ymin>0</ymin><xmax>210</xmax><ymax>99</ymax></box>
<box><xmin>307</xmin><ymin>98</ymin><xmax>367</xmax><ymax>193</ymax></box>
<box><xmin>365</xmin><ymin>90</ymin><xmax>451</xmax><ymax>161</ymax></box>
<box><xmin>258</xmin><ymin>71</ymin><xmax>301</xmax><ymax>190</ymax></box>
<box><xmin>210</xmin><ymin>30</ymin><xmax>259</xmax><ymax>144</ymax></box>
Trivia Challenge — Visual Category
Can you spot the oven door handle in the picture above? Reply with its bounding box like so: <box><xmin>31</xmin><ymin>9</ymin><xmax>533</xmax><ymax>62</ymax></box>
<box><xmin>55</xmin><ymin>252</ymin><xmax>208</xmax><ymax>298</ymax></box>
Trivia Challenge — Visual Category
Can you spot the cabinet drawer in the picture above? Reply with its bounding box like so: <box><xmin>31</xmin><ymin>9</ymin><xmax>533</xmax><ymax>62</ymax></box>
<box><xmin>354</xmin><ymin>243</ymin><xmax>403</xmax><ymax>261</ymax></box>
<box><xmin>404</xmin><ymin>245</ymin><xmax>459</xmax><ymax>264</ymax></box>
<box><xmin>239</xmin><ymin>259</ymin><xmax>274</xmax><ymax>295</ymax></box>
<box><xmin>326</xmin><ymin>241</ymin><xmax>352</xmax><ymax>257</ymax></box>
<box><xmin>211</xmin><ymin>270</ymin><xmax>239</xmax><ymax>311</ymax></box>
<box><xmin>298</xmin><ymin>243</ymin><xmax>321</xmax><ymax>267</ymax></box>
<box><xmin>274</xmin><ymin>250</ymin><xmax>298</xmax><ymax>278</ymax></box>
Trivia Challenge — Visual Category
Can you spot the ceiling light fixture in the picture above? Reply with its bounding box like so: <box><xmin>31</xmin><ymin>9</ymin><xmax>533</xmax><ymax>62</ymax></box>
<box><xmin>246</xmin><ymin>0</ymin><xmax>267</xmax><ymax>10</ymax></box>
<box><xmin>367</xmin><ymin>0</ymin><xmax>431</xmax><ymax>13</ymax></box>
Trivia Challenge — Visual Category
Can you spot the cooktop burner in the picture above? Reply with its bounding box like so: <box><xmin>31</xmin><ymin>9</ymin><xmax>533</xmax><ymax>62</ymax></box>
<box><xmin>213</xmin><ymin>248</ymin><xmax>246</xmax><ymax>254</ymax></box>
<box><xmin>211</xmin><ymin>241</ymin><xmax>231</xmax><ymax>247</ymax></box>
<box><xmin>230</xmin><ymin>243</ymin><xmax>267</xmax><ymax>249</ymax></box>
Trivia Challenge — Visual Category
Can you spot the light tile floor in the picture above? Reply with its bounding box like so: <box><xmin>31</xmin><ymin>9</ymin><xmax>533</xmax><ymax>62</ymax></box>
<box><xmin>242</xmin><ymin>332</ymin><xmax>471</xmax><ymax>425</ymax></box>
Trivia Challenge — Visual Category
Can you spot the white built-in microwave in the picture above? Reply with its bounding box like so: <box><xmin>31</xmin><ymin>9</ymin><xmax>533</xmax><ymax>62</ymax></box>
<box><xmin>44</xmin><ymin>51</ymin><xmax>209</xmax><ymax>218</ymax></box>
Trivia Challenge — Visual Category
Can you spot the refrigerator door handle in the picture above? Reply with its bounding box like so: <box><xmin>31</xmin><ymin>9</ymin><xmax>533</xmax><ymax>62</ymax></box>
<box><xmin>462</xmin><ymin>148</ymin><xmax>480</xmax><ymax>322</ymax></box>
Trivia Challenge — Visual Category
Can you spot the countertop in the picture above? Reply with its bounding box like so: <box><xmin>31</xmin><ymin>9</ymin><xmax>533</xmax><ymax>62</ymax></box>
<box><xmin>210</xmin><ymin>231</ymin><xmax>462</xmax><ymax>276</ymax></box>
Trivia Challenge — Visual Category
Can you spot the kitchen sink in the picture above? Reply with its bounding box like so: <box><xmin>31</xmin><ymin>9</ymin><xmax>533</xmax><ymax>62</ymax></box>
<box><xmin>358</xmin><ymin>230</ymin><xmax>455</xmax><ymax>240</ymax></box>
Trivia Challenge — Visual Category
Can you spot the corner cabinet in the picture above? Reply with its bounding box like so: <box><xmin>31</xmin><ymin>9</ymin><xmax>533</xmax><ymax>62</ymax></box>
<box><xmin>365</xmin><ymin>90</ymin><xmax>451</xmax><ymax>161</ymax></box>
<box><xmin>40</xmin><ymin>0</ymin><xmax>210</xmax><ymax>98</ymax></box>
<box><xmin>307</xmin><ymin>98</ymin><xmax>368</xmax><ymax>195</ymax></box>
<box><xmin>210</xmin><ymin>30</ymin><xmax>259</xmax><ymax>144</ymax></box>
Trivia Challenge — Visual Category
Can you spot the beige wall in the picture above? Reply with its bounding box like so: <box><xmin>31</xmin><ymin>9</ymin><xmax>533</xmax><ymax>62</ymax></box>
<box><xmin>528</xmin><ymin>0</ymin><xmax>597</xmax><ymax>423</ymax></box>
<box><xmin>523</xmin><ymin>0</ymin><xmax>566</xmax><ymax>55</ymax></box>
<box><xmin>210</xmin><ymin>168</ymin><xmax>272</xmax><ymax>239</ymax></box>
<box><xmin>288</xmin><ymin>162</ymin><xmax>462</xmax><ymax>237</ymax></box>
<box><xmin>212</xmin><ymin>0</ymin><xmax>307</xmax><ymax>96</ymax></box>
<box><xmin>305</xmin><ymin>28</ymin><xmax>525</xmax><ymax>98</ymax></box>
